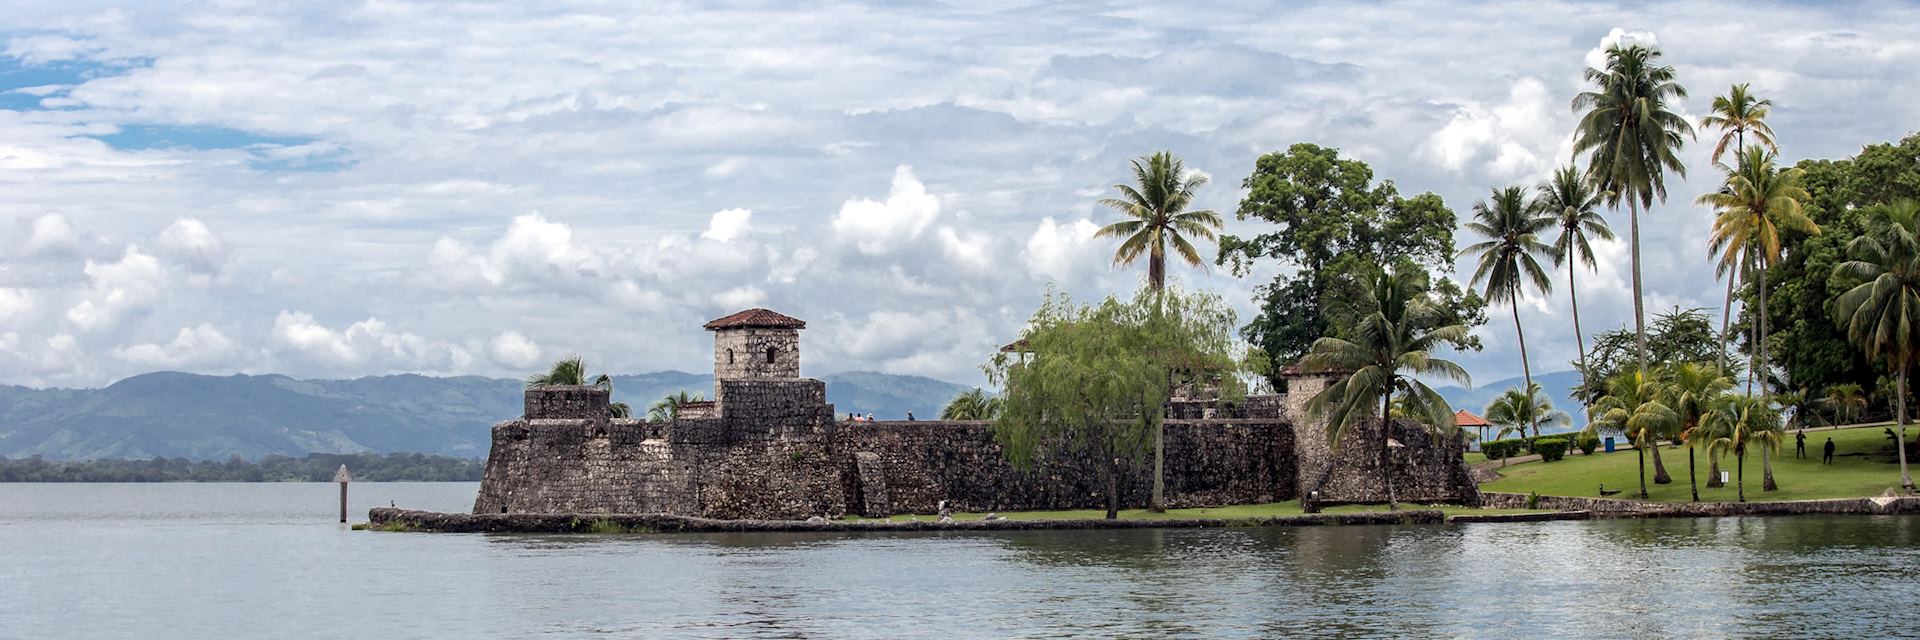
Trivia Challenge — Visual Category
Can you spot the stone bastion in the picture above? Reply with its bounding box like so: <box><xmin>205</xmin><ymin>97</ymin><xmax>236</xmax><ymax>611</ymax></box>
<box><xmin>472</xmin><ymin>308</ymin><xmax>1478</xmax><ymax>519</ymax></box>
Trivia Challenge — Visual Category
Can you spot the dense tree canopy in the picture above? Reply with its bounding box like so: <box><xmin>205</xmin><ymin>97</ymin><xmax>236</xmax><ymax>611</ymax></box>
<box><xmin>1217</xmin><ymin>143</ymin><xmax>1485</xmax><ymax>387</ymax></box>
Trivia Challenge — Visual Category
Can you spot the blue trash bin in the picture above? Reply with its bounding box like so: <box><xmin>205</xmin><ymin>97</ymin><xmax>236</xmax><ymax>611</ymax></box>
<box><xmin>1604</xmin><ymin>436</ymin><xmax>1615</xmax><ymax>453</ymax></box>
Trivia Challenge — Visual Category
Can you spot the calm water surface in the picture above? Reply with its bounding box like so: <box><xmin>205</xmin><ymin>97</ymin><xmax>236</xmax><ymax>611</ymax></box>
<box><xmin>3</xmin><ymin>482</ymin><xmax>1918</xmax><ymax>638</ymax></box>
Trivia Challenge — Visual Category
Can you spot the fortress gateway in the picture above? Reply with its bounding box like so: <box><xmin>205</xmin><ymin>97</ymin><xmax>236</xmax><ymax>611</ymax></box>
<box><xmin>473</xmin><ymin>308</ymin><xmax>1478</xmax><ymax>519</ymax></box>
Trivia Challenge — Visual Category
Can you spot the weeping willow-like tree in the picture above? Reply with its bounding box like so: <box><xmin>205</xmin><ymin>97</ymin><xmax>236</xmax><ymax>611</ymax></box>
<box><xmin>526</xmin><ymin>355</ymin><xmax>631</xmax><ymax>418</ymax></box>
<box><xmin>986</xmin><ymin>285</ymin><xmax>1255</xmax><ymax>519</ymax></box>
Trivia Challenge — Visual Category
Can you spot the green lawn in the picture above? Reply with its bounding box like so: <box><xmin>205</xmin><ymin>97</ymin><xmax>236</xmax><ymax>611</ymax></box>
<box><xmin>1481</xmin><ymin>424</ymin><xmax>1914</xmax><ymax>502</ymax></box>
<box><xmin>850</xmin><ymin>500</ymin><xmax>1540</xmax><ymax>523</ymax></box>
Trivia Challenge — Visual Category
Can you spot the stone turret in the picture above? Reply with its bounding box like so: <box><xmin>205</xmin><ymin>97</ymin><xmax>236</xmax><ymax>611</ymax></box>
<box><xmin>704</xmin><ymin>308</ymin><xmax>808</xmax><ymax>416</ymax></box>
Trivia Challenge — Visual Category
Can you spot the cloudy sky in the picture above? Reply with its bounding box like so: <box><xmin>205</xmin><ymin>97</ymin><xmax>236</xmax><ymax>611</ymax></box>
<box><xmin>1</xmin><ymin>0</ymin><xmax>1916</xmax><ymax>389</ymax></box>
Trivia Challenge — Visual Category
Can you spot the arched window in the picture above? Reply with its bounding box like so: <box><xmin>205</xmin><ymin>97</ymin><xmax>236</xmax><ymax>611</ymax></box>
<box><xmin>766</xmin><ymin>346</ymin><xmax>777</xmax><ymax>364</ymax></box>
<box><xmin>726</xmin><ymin>349</ymin><xmax>734</xmax><ymax>364</ymax></box>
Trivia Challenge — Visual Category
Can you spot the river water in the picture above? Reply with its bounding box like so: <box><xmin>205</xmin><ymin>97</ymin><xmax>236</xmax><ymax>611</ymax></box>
<box><xmin>3</xmin><ymin>482</ymin><xmax>1917</xmax><ymax>638</ymax></box>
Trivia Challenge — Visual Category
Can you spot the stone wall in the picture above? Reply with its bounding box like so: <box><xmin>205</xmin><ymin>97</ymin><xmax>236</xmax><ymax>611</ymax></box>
<box><xmin>523</xmin><ymin>385</ymin><xmax>610</xmax><ymax>419</ymax></box>
<box><xmin>711</xmin><ymin>327</ymin><xmax>800</xmax><ymax>384</ymax></box>
<box><xmin>1295</xmin><ymin>417</ymin><xmax>1480</xmax><ymax>508</ymax></box>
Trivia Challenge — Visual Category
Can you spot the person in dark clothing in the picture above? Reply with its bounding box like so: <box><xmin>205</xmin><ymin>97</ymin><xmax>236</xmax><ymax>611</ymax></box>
<box><xmin>1796</xmin><ymin>431</ymin><xmax>1807</xmax><ymax>459</ymax></box>
<box><xmin>1824</xmin><ymin>437</ymin><xmax>1837</xmax><ymax>464</ymax></box>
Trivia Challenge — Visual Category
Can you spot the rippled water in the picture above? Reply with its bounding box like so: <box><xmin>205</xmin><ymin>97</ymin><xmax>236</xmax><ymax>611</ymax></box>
<box><xmin>4</xmin><ymin>483</ymin><xmax>1918</xmax><ymax>638</ymax></box>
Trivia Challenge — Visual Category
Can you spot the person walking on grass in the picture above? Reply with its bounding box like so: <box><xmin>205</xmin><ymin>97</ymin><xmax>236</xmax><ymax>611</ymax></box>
<box><xmin>1824</xmin><ymin>437</ymin><xmax>1836</xmax><ymax>465</ymax></box>
<box><xmin>1797</xmin><ymin>431</ymin><xmax>1807</xmax><ymax>459</ymax></box>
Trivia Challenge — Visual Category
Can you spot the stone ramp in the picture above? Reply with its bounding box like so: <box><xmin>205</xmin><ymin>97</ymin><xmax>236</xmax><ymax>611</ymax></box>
<box><xmin>366</xmin><ymin>508</ymin><xmax>1444</xmax><ymax>534</ymax></box>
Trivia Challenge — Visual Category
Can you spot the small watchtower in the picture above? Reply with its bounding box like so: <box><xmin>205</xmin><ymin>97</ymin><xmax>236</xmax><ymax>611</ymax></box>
<box><xmin>705</xmin><ymin>307</ymin><xmax>806</xmax><ymax>385</ymax></box>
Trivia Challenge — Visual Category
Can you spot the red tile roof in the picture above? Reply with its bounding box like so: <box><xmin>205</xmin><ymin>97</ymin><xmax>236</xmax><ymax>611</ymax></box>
<box><xmin>1453</xmin><ymin>409</ymin><xmax>1491</xmax><ymax>427</ymax></box>
<box><xmin>703</xmin><ymin>308</ymin><xmax>807</xmax><ymax>330</ymax></box>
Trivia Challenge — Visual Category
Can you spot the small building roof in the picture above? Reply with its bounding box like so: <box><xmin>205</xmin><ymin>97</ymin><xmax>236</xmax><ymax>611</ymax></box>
<box><xmin>1453</xmin><ymin>409</ymin><xmax>1491</xmax><ymax>427</ymax></box>
<box><xmin>999</xmin><ymin>338</ymin><xmax>1031</xmax><ymax>353</ymax></box>
<box><xmin>704</xmin><ymin>308</ymin><xmax>807</xmax><ymax>330</ymax></box>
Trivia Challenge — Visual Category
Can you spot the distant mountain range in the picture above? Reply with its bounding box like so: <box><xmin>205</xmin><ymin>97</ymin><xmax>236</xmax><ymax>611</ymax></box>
<box><xmin>1432</xmin><ymin>370</ymin><xmax>1587</xmax><ymax>433</ymax></box>
<box><xmin>0</xmin><ymin>370</ymin><xmax>971</xmax><ymax>461</ymax></box>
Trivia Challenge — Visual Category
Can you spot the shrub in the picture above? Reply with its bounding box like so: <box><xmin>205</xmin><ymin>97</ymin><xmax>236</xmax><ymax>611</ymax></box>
<box><xmin>1575</xmin><ymin>433</ymin><xmax>1600</xmax><ymax>456</ymax></box>
<box><xmin>1534</xmin><ymin>437</ymin><xmax>1569</xmax><ymax>462</ymax></box>
<box><xmin>1482</xmin><ymin>438</ymin><xmax>1528</xmax><ymax>460</ymax></box>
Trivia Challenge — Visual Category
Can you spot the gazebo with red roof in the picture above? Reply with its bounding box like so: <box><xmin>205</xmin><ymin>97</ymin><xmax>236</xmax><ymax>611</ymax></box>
<box><xmin>1454</xmin><ymin>409</ymin><xmax>1492</xmax><ymax>450</ymax></box>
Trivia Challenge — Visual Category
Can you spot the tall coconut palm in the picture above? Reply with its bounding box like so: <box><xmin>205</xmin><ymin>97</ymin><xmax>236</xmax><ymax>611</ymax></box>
<box><xmin>1757</xmin><ymin>395</ymin><xmax>1789</xmax><ymax>491</ymax></box>
<box><xmin>1701</xmin><ymin>146</ymin><xmax>1818</xmax><ymax>397</ymax></box>
<box><xmin>1703</xmin><ymin>394</ymin><xmax>1778</xmax><ymax>502</ymax></box>
<box><xmin>1093</xmin><ymin>151</ymin><xmax>1223</xmax><ymax>291</ymax></box>
<box><xmin>1572</xmin><ymin>43</ymin><xmax>1693</xmax><ymax>376</ymax></box>
<box><xmin>1665</xmin><ymin>362</ymin><xmax>1732</xmax><ymax>501</ymax></box>
<box><xmin>940</xmin><ymin>388</ymin><xmax>1003</xmax><ymax>421</ymax></box>
<box><xmin>1832</xmin><ymin>198</ymin><xmax>1920</xmax><ymax>490</ymax></box>
<box><xmin>1534</xmin><ymin>166</ymin><xmax>1614</xmax><ymax>410</ymax></box>
<box><xmin>1589</xmin><ymin>370</ymin><xmax>1678</xmax><ymax>499</ymax></box>
<box><xmin>1465</xmin><ymin>185</ymin><xmax>1555</xmax><ymax>436</ymax></box>
<box><xmin>1821</xmin><ymin>383</ymin><xmax>1867</xmax><ymax>426</ymax></box>
<box><xmin>1300</xmin><ymin>266</ymin><xmax>1471</xmax><ymax>511</ymax></box>
<box><xmin>1485</xmin><ymin>383</ymin><xmax>1570</xmax><ymax>449</ymax></box>
<box><xmin>526</xmin><ymin>355</ymin><xmax>632</xmax><ymax>418</ymax></box>
<box><xmin>648</xmin><ymin>390</ymin><xmax>705</xmax><ymax>423</ymax></box>
<box><xmin>1700</xmin><ymin>83</ymin><xmax>1778</xmax><ymax>167</ymax></box>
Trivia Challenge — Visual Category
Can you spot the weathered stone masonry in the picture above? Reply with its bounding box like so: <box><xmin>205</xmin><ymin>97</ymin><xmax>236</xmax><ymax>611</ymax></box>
<box><xmin>473</xmin><ymin>308</ymin><xmax>1477</xmax><ymax>519</ymax></box>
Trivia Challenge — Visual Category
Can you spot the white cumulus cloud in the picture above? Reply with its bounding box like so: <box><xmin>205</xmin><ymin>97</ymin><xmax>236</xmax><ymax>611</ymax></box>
<box><xmin>489</xmin><ymin>330</ymin><xmax>542</xmax><ymax>368</ymax></box>
<box><xmin>832</xmin><ymin>165</ymin><xmax>941</xmax><ymax>255</ymax></box>
<box><xmin>109</xmin><ymin>323</ymin><xmax>243</xmax><ymax>368</ymax></box>
<box><xmin>701</xmin><ymin>208</ymin><xmax>754</xmax><ymax>243</ymax></box>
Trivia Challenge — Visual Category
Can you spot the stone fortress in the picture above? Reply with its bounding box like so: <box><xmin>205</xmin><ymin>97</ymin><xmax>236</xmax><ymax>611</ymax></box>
<box><xmin>473</xmin><ymin>308</ymin><xmax>1478</xmax><ymax>519</ymax></box>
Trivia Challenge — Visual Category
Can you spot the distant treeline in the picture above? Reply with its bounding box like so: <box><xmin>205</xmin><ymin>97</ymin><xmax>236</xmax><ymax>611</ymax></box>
<box><xmin>0</xmin><ymin>452</ymin><xmax>484</xmax><ymax>482</ymax></box>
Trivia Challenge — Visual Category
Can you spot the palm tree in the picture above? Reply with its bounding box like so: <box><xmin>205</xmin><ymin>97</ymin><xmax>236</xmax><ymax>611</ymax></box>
<box><xmin>1484</xmin><ymin>383</ymin><xmax>1571</xmax><ymax>464</ymax></box>
<box><xmin>526</xmin><ymin>355</ymin><xmax>631</xmax><ymax>418</ymax></box>
<box><xmin>1700</xmin><ymin>146</ymin><xmax>1818</xmax><ymax>396</ymax></box>
<box><xmin>1572</xmin><ymin>43</ymin><xmax>1693</xmax><ymax>376</ymax></box>
<box><xmin>1832</xmin><ymin>198</ymin><xmax>1920</xmax><ymax>490</ymax></box>
<box><xmin>1699</xmin><ymin>83</ymin><xmax>1778</xmax><ymax>167</ymax></box>
<box><xmin>1589</xmin><ymin>370</ymin><xmax>1677</xmax><ymax>499</ymax></box>
<box><xmin>648</xmin><ymin>390</ymin><xmax>705</xmax><ymax>423</ymax></box>
<box><xmin>940</xmin><ymin>388</ymin><xmax>1003</xmax><ymax>420</ymax></box>
<box><xmin>1299</xmin><ymin>265</ymin><xmax>1471</xmax><ymax>511</ymax></box>
<box><xmin>1703</xmin><ymin>394</ymin><xmax>1778</xmax><ymax>502</ymax></box>
<box><xmin>1665</xmin><ymin>362</ymin><xmax>1732</xmax><ymax>501</ymax></box>
<box><xmin>1093</xmin><ymin>151</ymin><xmax>1224</xmax><ymax>291</ymax></box>
<box><xmin>1534</xmin><ymin>166</ymin><xmax>1614</xmax><ymax>411</ymax></box>
<box><xmin>1821</xmin><ymin>383</ymin><xmax>1868</xmax><ymax>426</ymax></box>
<box><xmin>1758</xmin><ymin>395</ymin><xmax>1790</xmax><ymax>491</ymax></box>
<box><xmin>1464</xmin><ymin>185</ymin><xmax>1555</xmax><ymax>436</ymax></box>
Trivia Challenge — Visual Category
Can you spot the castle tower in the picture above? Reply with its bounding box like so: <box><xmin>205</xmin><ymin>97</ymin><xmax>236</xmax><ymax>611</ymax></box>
<box><xmin>704</xmin><ymin>308</ymin><xmax>806</xmax><ymax>404</ymax></box>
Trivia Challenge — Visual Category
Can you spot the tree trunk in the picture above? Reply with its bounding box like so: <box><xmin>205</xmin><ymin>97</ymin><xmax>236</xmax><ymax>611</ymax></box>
<box><xmin>1718</xmin><ymin>273</ymin><xmax>1736</xmax><ymax>378</ymax></box>
<box><xmin>1737</xmin><ymin>444</ymin><xmax>1746</xmax><ymax>503</ymax></box>
<box><xmin>1688</xmin><ymin>445</ymin><xmax>1699</xmax><ymax>502</ymax></box>
<box><xmin>1631</xmin><ymin>200</ymin><xmax>1648</xmax><ymax>376</ymax></box>
<box><xmin>1105</xmin><ymin>452</ymin><xmax>1120</xmax><ymax>520</ymax></box>
<box><xmin>1899</xmin><ymin>370</ymin><xmax>1914</xmax><ymax>490</ymax></box>
<box><xmin>1637</xmin><ymin>443</ymin><xmax>1648</xmax><ymax>500</ymax></box>
<box><xmin>1707</xmin><ymin>453</ymin><xmax>1725</xmax><ymax>488</ymax></box>
<box><xmin>1758</xmin><ymin>258</ymin><xmax>1770</xmax><ymax>394</ymax></box>
<box><xmin>1651</xmin><ymin>437</ymin><xmax>1672</xmax><ymax>484</ymax></box>
<box><xmin>1513</xmin><ymin>303</ymin><xmax>1536</xmax><ymax>438</ymax></box>
<box><xmin>1381</xmin><ymin>394</ymin><xmax>1398</xmax><ymax>510</ymax></box>
<box><xmin>1151</xmin><ymin>419</ymin><xmax>1165</xmax><ymax>512</ymax></box>
<box><xmin>1570</xmin><ymin>258</ymin><xmax>1592</xmax><ymax>425</ymax></box>
<box><xmin>1149</xmin><ymin>251</ymin><xmax>1165</xmax><ymax>291</ymax></box>
<box><xmin>1747</xmin><ymin>255</ymin><xmax>1759</xmax><ymax>396</ymax></box>
<box><xmin>1762</xmin><ymin>442</ymin><xmax>1778</xmax><ymax>491</ymax></box>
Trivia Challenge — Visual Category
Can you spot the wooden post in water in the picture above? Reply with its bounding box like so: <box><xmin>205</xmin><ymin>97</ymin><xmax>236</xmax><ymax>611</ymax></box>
<box><xmin>334</xmin><ymin>464</ymin><xmax>352</xmax><ymax>523</ymax></box>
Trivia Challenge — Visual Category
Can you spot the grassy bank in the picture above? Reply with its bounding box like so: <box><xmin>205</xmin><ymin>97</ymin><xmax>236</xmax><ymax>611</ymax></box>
<box><xmin>1481</xmin><ymin>423</ymin><xmax>1913</xmax><ymax>502</ymax></box>
<box><xmin>850</xmin><ymin>500</ymin><xmax>1541</xmax><ymax>523</ymax></box>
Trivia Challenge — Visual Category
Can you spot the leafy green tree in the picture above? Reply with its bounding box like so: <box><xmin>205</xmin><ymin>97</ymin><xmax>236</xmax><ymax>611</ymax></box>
<box><xmin>1589</xmin><ymin>370</ymin><xmax>1677</xmax><ymax>499</ymax></box>
<box><xmin>1218</xmin><ymin>143</ymin><xmax>1485</xmax><ymax>388</ymax></box>
<box><xmin>986</xmin><ymin>286</ymin><xmax>1255</xmax><ymax>518</ymax></box>
<box><xmin>940</xmin><ymin>388</ymin><xmax>1003</xmax><ymax>421</ymax></box>
<box><xmin>527</xmin><ymin>355</ymin><xmax>631</xmax><ymax>418</ymax></box>
<box><xmin>1702</xmin><ymin>146</ymin><xmax>1817</xmax><ymax>395</ymax></box>
<box><xmin>1094</xmin><ymin>151</ymin><xmax>1224</xmax><ymax>291</ymax></box>
<box><xmin>1535</xmin><ymin>165</ymin><xmax>1614</xmax><ymax>407</ymax></box>
<box><xmin>1832</xmin><ymin>198</ymin><xmax>1920</xmax><ymax>490</ymax></box>
<box><xmin>1703</xmin><ymin>393</ymin><xmax>1778</xmax><ymax>502</ymax></box>
<box><xmin>1572</xmin><ymin>43</ymin><xmax>1693</xmax><ymax>376</ymax></box>
<box><xmin>1572</xmin><ymin>307</ymin><xmax>1730</xmax><ymax>407</ymax></box>
<box><xmin>1664</xmin><ymin>362</ymin><xmax>1732</xmax><ymax>500</ymax></box>
<box><xmin>648</xmin><ymin>391</ymin><xmax>705</xmax><ymax>423</ymax></box>
<box><xmin>1821</xmin><ymin>383</ymin><xmax>1867</xmax><ymax>426</ymax></box>
<box><xmin>1700</xmin><ymin>83</ymin><xmax>1778</xmax><ymax>166</ymax></box>
<box><xmin>1484</xmin><ymin>383</ymin><xmax>1569</xmax><ymax>446</ymax></box>
<box><xmin>1464</xmin><ymin>185</ymin><xmax>1555</xmax><ymax>433</ymax></box>
<box><xmin>1298</xmin><ymin>265</ymin><xmax>1470</xmax><ymax>511</ymax></box>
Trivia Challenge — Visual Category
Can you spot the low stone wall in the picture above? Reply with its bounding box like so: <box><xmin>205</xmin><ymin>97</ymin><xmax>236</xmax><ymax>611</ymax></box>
<box><xmin>840</xmin><ymin>419</ymin><xmax>1295</xmax><ymax>515</ymax></box>
<box><xmin>1478</xmin><ymin>492</ymin><xmax>1920</xmax><ymax>516</ymax></box>
<box><xmin>1299</xmin><ymin>418</ymin><xmax>1480</xmax><ymax>508</ymax></box>
<box><xmin>370</xmin><ymin>507</ymin><xmax>1443</xmax><ymax>534</ymax></box>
